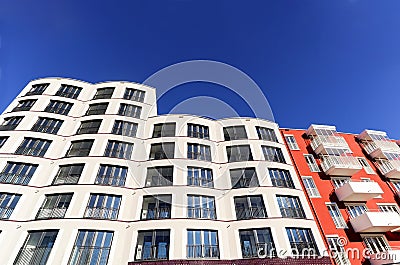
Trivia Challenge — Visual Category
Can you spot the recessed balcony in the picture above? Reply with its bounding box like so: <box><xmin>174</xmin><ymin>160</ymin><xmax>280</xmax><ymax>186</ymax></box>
<box><xmin>350</xmin><ymin>211</ymin><xmax>400</xmax><ymax>233</ymax></box>
<box><xmin>335</xmin><ymin>181</ymin><xmax>383</xmax><ymax>201</ymax></box>
<box><xmin>320</xmin><ymin>155</ymin><xmax>362</xmax><ymax>176</ymax></box>
<box><xmin>375</xmin><ymin>159</ymin><xmax>400</xmax><ymax>179</ymax></box>
<box><xmin>361</xmin><ymin>141</ymin><xmax>400</xmax><ymax>159</ymax></box>
<box><xmin>310</xmin><ymin>135</ymin><xmax>350</xmax><ymax>155</ymax></box>
<box><xmin>369</xmin><ymin>250</ymin><xmax>400</xmax><ymax>265</ymax></box>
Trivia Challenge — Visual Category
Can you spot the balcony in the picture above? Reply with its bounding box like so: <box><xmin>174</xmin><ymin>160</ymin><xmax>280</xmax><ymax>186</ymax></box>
<box><xmin>36</xmin><ymin>207</ymin><xmax>67</xmax><ymax>219</ymax></box>
<box><xmin>136</xmin><ymin>244</ymin><xmax>169</xmax><ymax>261</ymax></box>
<box><xmin>310</xmin><ymin>135</ymin><xmax>350</xmax><ymax>155</ymax></box>
<box><xmin>141</xmin><ymin>207</ymin><xmax>171</xmax><ymax>220</ymax></box>
<box><xmin>369</xmin><ymin>250</ymin><xmax>400</xmax><ymax>265</ymax></box>
<box><xmin>335</xmin><ymin>181</ymin><xmax>383</xmax><ymax>201</ymax></box>
<box><xmin>235</xmin><ymin>207</ymin><xmax>267</xmax><ymax>220</ymax></box>
<box><xmin>350</xmin><ymin>211</ymin><xmax>400</xmax><ymax>233</ymax></box>
<box><xmin>187</xmin><ymin>245</ymin><xmax>219</xmax><ymax>259</ymax></box>
<box><xmin>84</xmin><ymin>207</ymin><xmax>119</xmax><ymax>220</ymax></box>
<box><xmin>320</xmin><ymin>155</ymin><xmax>362</xmax><ymax>176</ymax></box>
<box><xmin>361</xmin><ymin>141</ymin><xmax>400</xmax><ymax>159</ymax></box>
<box><xmin>375</xmin><ymin>159</ymin><xmax>400</xmax><ymax>179</ymax></box>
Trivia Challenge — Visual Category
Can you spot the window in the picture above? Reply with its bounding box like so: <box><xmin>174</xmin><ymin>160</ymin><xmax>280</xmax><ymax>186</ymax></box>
<box><xmin>304</xmin><ymin>154</ymin><xmax>320</xmax><ymax>172</ymax></box>
<box><xmin>277</xmin><ymin>195</ymin><xmax>305</xmax><ymax>219</ymax></box>
<box><xmin>0</xmin><ymin>162</ymin><xmax>38</xmax><ymax>185</ymax></box>
<box><xmin>118</xmin><ymin>103</ymin><xmax>141</xmax><ymax>118</ymax></box>
<box><xmin>284</xmin><ymin>135</ymin><xmax>299</xmax><ymax>150</ymax></box>
<box><xmin>15</xmin><ymin>138</ymin><xmax>52</xmax><ymax>157</ymax></box>
<box><xmin>14</xmin><ymin>230</ymin><xmax>58</xmax><ymax>265</ymax></box>
<box><xmin>262</xmin><ymin>146</ymin><xmax>285</xmax><ymax>163</ymax></box>
<box><xmin>188</xmin><ymin>143</ymin><xmax>211</xmax><ymax>161</ymax></box>
<box><xmin>152</xmin><ymin>123</ymin><xmax>176</xmax><ymax>138</ymax></box>
<box><xmin>112</xmin><ymin>120</ymin><xmax>137</xmax><ymax>137</ymax></box>
<box><xmin>0</xmin><ymin>137</ymin><xmax>8</xmax><ymax>148</ymax></box>
<box><xmin>187</xmin><ymin>230</ymin><xmax>219</xmax><ymax>259</ymax></box>
<box><xmin>56</xmin><ymin>84</ymin><xmax>82</xmax><ymax>99</ymax></box>
<box><xmin>187</xmin><ymin>167</ymin><xmax>213</xmax><ymax>187</ymax></box>
<box><xmin>68</xmin><ymin>230</ymin><xmax>113</xmax><ymax>265</ymax></box>
<box><xmin>226</xmin><ymin>145</ymin><xmax>253</xmax><ymax>162</ymax></box>
<box><xmin>141</xmin><ymin>195</ymin><xmax>172</xmax><ymax>220</ymax></box>
<box><xmin>331</xmin><ymin>177</ymin><xmax>350</xmax><ymax>188</ymax></box>
<box><xmin>95</xmin><ymin>165</ymin><xmax>127</xmax><ymax>186</ymax></box>
<box><xmin>326</xmin><ymin>203</ymin><xmax>347</xmax><ymax>228</ymax></box>
<box><xmin>136</xmin><ymin>230</ymin><xmax>170</xmax><ymax>261</ymax></box>
<box><xmin>66</xmin><ymin>140</ymin><xmax>94</xmax><ymax>157</ymax></box>
<box><xmin>26</xmin><ymin>83</ymin><xmax>49</xmax><ymax>96</ymax></box>
<box><xmin>146</xmin><ymin>166</ymin><xmax>173</xmax><ymax>187</ymax></box>
<box><xmin>346</xmin><ymin>204</ymin><xmax>367</xmax><ymax>218</ymax></box>
<box><xmin>149</xmin><ymin>143</ymin><xmax>175</xmax><ymax>160</ymax></box>
<box><xmin>378</xmin><ymin>204</ymin><xmax>400</xmax><ymax>214</ymax></box>
<box><xmin>124</xmin><ymin>88</ymin><xmax>145</xmax><ymax>102</ymax></box>
<box><xmin>286</xmin><ymin>228</ymin><xmax>319</xmax><ymax>256</ymax></box>
<box><xmin>187</xmin><ymin>123</ymin><xmax>209</xmax><ymax>139</ymax></box>
<box><xmin>93</xmin><ymin>87</ymin><xmax>114</xmax><ymax>99</ymax></box>
<box><xmin>0</xmin><ymin>193</ymin><xmax>21</xmax><ymax>219</ymax></box>
<box><xmin>36</xmin><ymin>193</ymin><xmax>73</xmax><ymax>219</ymax></box>
<box><xmin>357</xmin><ymin>157</ymin><xmax>375</xmax><ymax>174</ymax></box>
<box><xmin>13</xmin><ymin>99</ymin><xmax>36</xmax><ymax>112</ymax></box>
<box><xmin>302</xmin><ymin>176</ymin><xmax>320</xmax><ymax>197</ymax></box>
<box><xmin>230</xmin><ymin>168</ymin><xmax>259</xmax><ymax>189</ymax></box>
<box><xmin>44</xmin><ymin>100</ymin><xmax>73</xmax><ymax>115</ymax></box>
<box><xmin>31</xmin><ymin>117</ymin><xmax>63</xmax><ymax>134</ymax></box>
<box><xmin>86</xmin><ymin>103</ymin><xmax>108</xmax><ymax>116</ymax></box>
<box><xmin>0</xmin><ymin>116</ymin><xmax>23</xmax><ymax>130</ymax></box>
<box><xmin>393</xmin><ymin>181</ymin><xmax>400</xmax><ymax>191</ymax></box>
<box><xmin>327</xmin><ymin>236</ymin><xmax>351</xmax><ymax>265</ymax></box>
<box><xmin>256</xmin><ymin>126</ymin><xmax>278</xmax><ymax>142</ymax></box>
<box><xmin>269</xmin><ymin>168</ymin><xmax>294</xmax><ymax>188</ymax></box>
<box><xmin>223</xmin><ymin>126</ymin><xmax>247</xmax><ymax>140</ymax></box>
<box><xmin>363</xmin><ymin>236</ymin><xmax>389</xmax><ymax>254</ymax></box>
<box><xmin>104</xmin><ymin>140</ymin><xmax>133</xmax><ymax>159</ymax></box>
<box><xmin>239</xmin><ymin>228</ymin><xmax>276</xmax><ymax>258</ymax></box>
<box><xmin>76</xmin><ymin>120</ymin><xmax>102</xmax><ymax>135</ymax></box>
<box><xmin>84</xmin><ymin>194</ymin><xmax>121</xmax><ymax>220</ymax></box>
<box><xmin>234</xmin><ymin>195</ymin><xmax>266</xmax><ymax>219</ymax></box>
<box><xmin>53</xmin><ymin>164</ymin><xmax>84</xmax><ymax>185</ymax></box>
<box><xmin>188</xmin><ymin>195</ymin><xmax>216</xmax><ymax>219</ymax></box>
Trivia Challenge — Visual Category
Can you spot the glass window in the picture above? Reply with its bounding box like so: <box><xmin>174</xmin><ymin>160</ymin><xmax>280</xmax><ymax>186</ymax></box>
<box><xmin>284</xmin><ymin>135</ymin><xmax>299</xmax><ymax>150</ymax></box>
<box><xmin>76</xmin><ymin>120</ymin><xmax>102</xmax><ymax>135</ymax></box>
<box><xmin>96</xmin><ymin>165</ymin><xmax>127</xmax><ymax>187</ymax></box>
<box><xmin>393</xmin><ymin>181</ymin><xmax>400</xmax><ymax>191</ymax></box>
<box><xmin>256</xmin><ymin>126</ymin><xmax>278</xmax><ymax>142</ymax></box>
<box><xmin>187</xmin><ymin>167</ymin><xmax>213</xmax><ymax>187</ymax></box>
<box><xmin>234</xmin><ymin>195</ymin><xmax>266</xmax><ymax>220</ymax></box>
<box><xmin>286</xmin><ymin>228</ymin><xmax>319</xmax><ymax>256</ymax></box>
<box><xmin>276</xmin><ymin>195</ymin><xmax>305</xmax><ymax>219</ymax></box>
<box><xmin>0</xmin><ymin>162</ymin><xmax>38</xmax><ymax>185</ymax></box>
<box><xmin>363</xmin><ymin>236</ymin><xmax>389</xmax><ymax>254</ymax></box>
<box><xmin>135</xmin><ymin>230</ymin><xmax>170</xmax><ymax>261</ymax></box>
<box><xmin>26</xmin><ymin>83</ymin><xmax>49</xmax><ymax>96</ymax></box>
<box><xmin>53</xmin><ymin>164</ymin><xmax>84</xmax><ymax>185</ymax></box>
<box><xmin>84</xmin><ymin>194</ymin><xmax>121</xmax><ymax>220</ymax></box>
<box><xmin>187</xmin><ymin>143</ymin><xmax>211</xmax><ymax>161</ymax></box>
<box><xmin>86</xmin><ymin>103</ymin><xmax>108</xmax><ymax>116</ymax></box>
<box><xmin>149</xmin><ymin>143</ymin><xmax>175</xmax><ymax>160</ymax></box>
<box><xmin>239</xmin><ymin>228</ymin><xmax>275</xmax><ymax>258</ymax></box>
<box><xmin>66</xmin><ymin>140</ymin><xmax>94</xmax><ymax>157</ymax></box>
<box><xmin>269</xmin><ymin>168</ymin><xmax>294</xmax><ymax>188</ymax></box>
<box><xmin>13</xmin><ymin>99</ymin><xmax>37</xmax><ymax>112</ymax></box>
<box><xmin>124</xmin><ymin>88</ymin><xmax>145</xmax><ymax>102</ymax></box>
<box><xmin>152</xmin><ymin>123</ymin><xmax>176</xmax><ymax>138</ymax></box>
<box><xmin>31</xmin><ymin>117</ymin><xmax>63</xmax><ymax>134</ymax></box>
<box><xmin>326</xmin><ymin>203</ymin><xmax>347</xmax><ymax>228</ymax></box>
<box><xmin>0</xmin><ymin>116</ymin><xmax>23</xmax><ymax>130</ymax></box>
<box><xmin>187</xmin><ymin>123</ymin><xmax>209</xmax><ymax>139</ymax></box>
<box><xmin>141</xmin><ymin>195</ymin><xmax>171</xmax><ymax>220</ymax></box>
<box><xmin>104</xmin><ymin>140</ymin><xmax>133</xmax><ymax>159</ymax></box>
<box><xmin>346</xmin><ymin>204</ymin><xmax>367</xmax><ymax>218</ymax></box>
<box><xmin>378</xmin><ymin>204</ymin><xmax>400</xmax><ymax>214</ymax></box>
<box><xmin>44</xmin><ymin>100</ymin><xmax>73</xmax><ymax>115</ymax></box>
<box><xmin>36</xmin><ymin>193</ymin><xmax>73</xmax><ymax>219</ymax></box>
<box><xmin>93</xmin><ymin>87</ymin><xmax>114</xmax><ymax>100</ymax></box>
<box><xmin>187</xmin><ymin>230</ymin><xmax>219</xmax><ymax>259</ymax></box>
<box><xmin>0</xmin><ymin>193</ymin><xmax>21</xmax><ymax>219</ymax></box>
<box><xmin>112</xmin><ymin>120</ymin><xmax>137</xmax><ymax>137</ymax></box>
<box><xmin>226</xmin><ymin>145</ymin><xmax>253</xmax><ymax>162</ymax></box>
<box><xmin>187</xmin><ymin>195</ymin><xmax>216</xmax><ymax>219</ymax></box>
<box><xmin>262</xmin><ymin>146</ymin><xmax>285</xmax><ymax>163</ymax></box>
<box><xmin>146</xmin><ymin>166</ymin><xmax>173</xmax><ymax>187</ymax></box>
<box><xmin>304</xmin><ymin>154</ymin><xmax>320</xmax><ymax>172</ymax></box>
<box><xmin>0</xmin><ymin>137</ymin><xmax>8</xmax><ymax>148</ymax></box>
<box><xmin>302</xmin><ymin>176</ymin><xmax>320</xmax><ymax>197</ymax></box>
<box><xmin>15</xmin><ymin>138</ymin><xmax>52</xmax><ymax>157</ymax></box>
<box><xmin>56</xmin><ymin>84</ymin><xmax>82</xmax><ymax>99</ymax></box>
<box><xmin>230</xmin><ymin>168</ymin><xmax>259</xmax><ymax>189</ymax></box>
<box><xmin>118</xmin><ymin>103</ymin><xmax>141</xmax><ymax>118</ymax></box>
<box><xmin>68</xmin><ymin>230</ymin><xmax>113</xmax><ymax>265</ymax></box>
<box><xmin>357</xmin><ymin>157</ymin><xmax>375</xmax><ymax>174</ymax></box>
<box><xmin>327</xmin><ymin>236</ymin><xmax>351</xmax><ymax>265</ymax></box>
<box><xmin>223</xmin><ymin>126</ymin><xmax>247</xmax><ymax>141</ymax></box>
<box><xmin>331</xmin><ymin>177</ymin><xmax>350</xmax><ymax>188</ymax></box>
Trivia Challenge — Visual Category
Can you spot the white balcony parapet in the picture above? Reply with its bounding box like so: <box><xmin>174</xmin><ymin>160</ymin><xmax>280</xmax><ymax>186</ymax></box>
<box><xmin>369</xmin><ymin>249</ymin><xmax>400</xmax><ymax>265</ymax></box>
<box><xmin>350</xmin><ymin>211</ymin><xmax>400</xmax><ymax>233</ymax></box>
<box><xmin>375</xmin><ymin>160</ymin><xmax>400</xmax><ymax>179</ymax></box>
<box><xmin>310</xmin><ymin>135</ymin><xmax>350</xmax><ymax>154</ymax></box>
<box><xmin>361</xmin><ymin>141</ymin><xmax>400</xmax><ymax>159</ymax></box>
<box><xmin>335</xmin><ymin>181</ymin><xmax>383</xmax><ymax>201</ymax></box>
<box><xmin>320</xmin><ymin>155</ymin><xmax>362</xmax><ymax>176</ymax></box>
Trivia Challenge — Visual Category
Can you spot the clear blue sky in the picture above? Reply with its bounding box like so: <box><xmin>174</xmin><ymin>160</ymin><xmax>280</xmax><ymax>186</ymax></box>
<box><xmin>1</xmin><ymin>0</ymin><xmax>400</xmax><ymax>138</ymax></box>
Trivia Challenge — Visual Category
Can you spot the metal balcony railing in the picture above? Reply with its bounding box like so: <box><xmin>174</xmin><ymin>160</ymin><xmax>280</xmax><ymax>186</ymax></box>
<box><xmin>36</xmin><ymin>207</ymin><xmax>67</xmax><ymax>219</ymax></box>
<box><xmin>145</xmin><ymin>176</ymin><xmax>172</xmax><ymax>187</ymax></box>
<box><xmin>0</xmin><ymin>207</ymin><xmax>14</xmax><ymax>219</ymax></box>
<box><xmin>280</xmin><ymin>207</ymin><xmax>305</xmax><ymax>219</ymax></box>
<box><xmin>141</xmin><ymin>207</ymin><xmax>171</xmax><ymax>220</ymax></box>
<box><xmin>187</xmin><ymin>177</ymin><xmax>213</xmax><ymax>187</ymax></box>
<box><xmin>14</xmin><ymin>246</ymin><xmax>53</xmax><ymax>265</ymax></box>
<box><xmin>242</xmin><ymin>242</ymin><xmax>276</xmax><ymax>258</ymax></box>
<box><xmin>289</xmin><ymin>242</ymin><xmax>319</xmax><ymax>256</ymax></box>
<box><xmin>137</xmin><ymin>244</ymin><xmax>169</xmax><ymax>260</ymax></box>
<box><xmin>235</xmin><ymin>207</ymin><xmax>267</xmax><ymax>220</ymax></box>
<box><xmin>84</xmin><ymin>207</ymin><xmax>119</xmax><ymax>220</ymax></box>
<box><xmin>187</xmin><ymin>207</ymin><xmax>216</xmax><ymax>219</ymax></box>
<box><xmin>95</xmin><ymin>175</ymin><xmax>126</xmax><ymax>186</ymax></box>
<box><xmin>0</xmin><ymin>173</ymin><xmax>31</xmax><ymax>185</ymax></box>
<box><xmin>52</xmin><ymin>174</ymin><xmax>80</xmax><ymax>185</ymax></box>
<box><xmin>69</xmin><ymin>246</ymin><xmax>111</xmax><ymax>265</ymax></box>
<box><xmin>12</xmin><ymin>106</ymin><xmax>32</xmax><ymax>112</ymax></box>
<box><xmin>271</xmin><ymin>178</ymin><xmax>294</xmax><ymax>188</ymax></box>
<box><xmin>0</xmin><ymin>124</ymin><xmax>18</xmax><ymax>131</ymax></box>
<box><xmin>187</xmin><ymin>245</ymin><xmax>219</xmax><ymax>259</ymax></box>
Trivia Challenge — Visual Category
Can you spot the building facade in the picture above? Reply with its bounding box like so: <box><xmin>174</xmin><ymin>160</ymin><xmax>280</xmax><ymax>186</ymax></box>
<box><xmin>281</xmin><ymin>125</ymin><xmax>400</xmax><ymax>265</ymax></box>
<box><xmin>0</xmin><ymin>78</ymin><xmax>330</xmax><ymax>265</ymax></box>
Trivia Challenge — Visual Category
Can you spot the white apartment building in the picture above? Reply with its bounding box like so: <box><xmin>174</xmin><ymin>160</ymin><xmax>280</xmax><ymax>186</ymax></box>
<box><xmin>0</xmin><ymin>78</ymin><xmax>329</xmax><ymax>265</ymax></box>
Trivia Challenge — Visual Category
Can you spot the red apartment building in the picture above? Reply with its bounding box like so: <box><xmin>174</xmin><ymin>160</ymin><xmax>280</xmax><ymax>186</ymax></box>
<box><xmin>281</xmin><ymin>125</ymin><xmax>400</xmax><ymax>265</ymax></box>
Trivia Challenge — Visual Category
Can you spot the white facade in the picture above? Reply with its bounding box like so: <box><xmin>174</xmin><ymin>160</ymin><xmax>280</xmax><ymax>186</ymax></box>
<box><xmin>0</xmin><ymin>78</ymin><xmax>327</xmax><ymax>264</ymax></box>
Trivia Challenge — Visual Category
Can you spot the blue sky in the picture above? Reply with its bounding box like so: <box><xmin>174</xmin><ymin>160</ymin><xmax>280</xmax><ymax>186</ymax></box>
<box><xmin>1</xmin><ymin>0</ymin><xmax>400</xmax><ymax>138</ymax></box>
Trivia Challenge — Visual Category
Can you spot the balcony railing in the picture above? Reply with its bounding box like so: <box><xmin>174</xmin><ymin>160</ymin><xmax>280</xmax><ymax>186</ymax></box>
<box><xmin>235</xmin><ymin>207</ymin><xmax>267</xmax><ymax>220</ymax></box>
<box><xmin>84</xmin><ymin>207</ymin><xmax>119</xmax><ymax>220</ymax></box>
<box><xmin>95</xmin><ymin>175</ymin><xmax>126</xmax><ymax>186</ymax></box>
<box><xmin>320</xmin><ymin>155</ymin><xmax>362</xmax><ymax>176</ymax></box>
<box><xmin>52</xmin><ymin>174</ymin><xmax>80</xmax><ymax>185</ymax></box>
<box><xmin>271</xmin><ymin>178</ymin><xmax>294</xmax><ymax>189</ymax></box>
<box><xmin>187</xmin><ymin>207</ymin><xmax>216</xmax><ymax>219</ymax></box>
<box><xmin>242</xmin><ymin>242</ymin><xmax>276</xmax><ymax>258</ymax></box>
<box><xmin>0</xmin><ymin>207</ymin><xmax>14</xmax><ymax>219</ymax></box>
<box><xmin>0</xmin><ymin>124</ymin><xmax>18</xmax><ymax>131</ymax></box>
<box><xmin>280</xmin><ymin>207</ymin><xmax>305</xmax><ymax>219</ymax></box>
<box><xmin>141</xmin><ymin>207</ymin><xmax>171</xmax><ymax>220</ymax></box>
<box><xmin>136</xmin><ymin>244</ymin><xmax>169</xmax><ymax>261</ymax></box>
<box><xmin>187</xmin><ymin>245</ymin><xmax>219</xmax><ymax>259</ymax></box>
<box><xmin>375</xmin><ymin>159</ymin><xmax>400</xmax><ymax>179</ymax></box>
<box><xmin>14</xmin><ymin>246</ymin><xmax>53</xmax><ymax>265</ymax></box>
<box><xmin>0</xmin><ymin>173</ymin><xmax>31</xmax><ymax>185</ymax></box>
<box><xmin>69</xmin><ymin>246</ymin><xmax>111</xmax><ymax>265</ymax></box>
<box><xmin>145</xmin><ymin>176</ymin><xmax>172</xmax><ymax>187</ymax></box>
<box><xmin>310</xmin><ymin>135</ymin><xmax>349</xmax><ymax>154</ymax></box>
<box><xmin>36</xmin><ymin>207</ymin><xmax>67</xmax><ymax>219</ymax></box>
<box><xmin>362</xmin><ymin>141</ymin><xmax>400</xmax><ymax>158</ymax></box>
<box><xmin>187</xmin><ymin>177</ymin><xmax>213</xmax><ymax>187</ymax></box>
<box><xmin>289</xmin><ymin>242</ymin><xmax>319</xmax><ymax>256</ymax></box>
<box><xmin>12</xmin><ymin>106</ymin><xmax>32</xmax><ymax>112</ymax></box>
